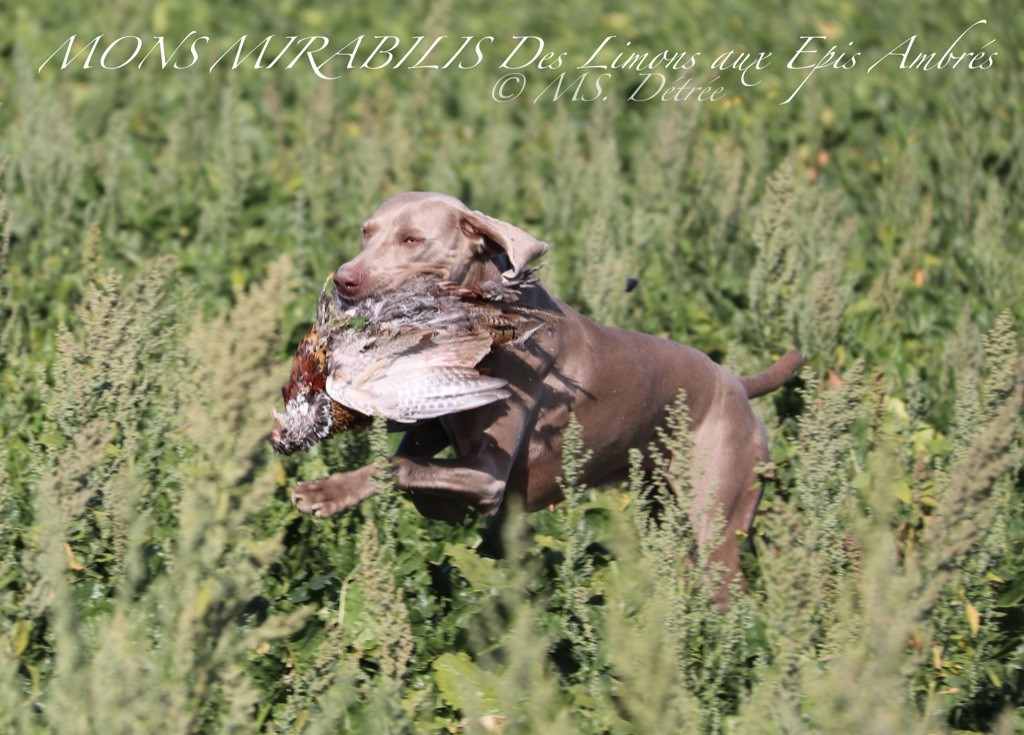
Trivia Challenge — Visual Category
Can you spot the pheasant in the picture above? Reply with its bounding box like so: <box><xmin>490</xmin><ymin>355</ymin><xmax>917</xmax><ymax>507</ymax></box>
<box><xmin>269</xmin><ymin>273</ymin><xmax>548</xmax><ymax>455</ymax></box>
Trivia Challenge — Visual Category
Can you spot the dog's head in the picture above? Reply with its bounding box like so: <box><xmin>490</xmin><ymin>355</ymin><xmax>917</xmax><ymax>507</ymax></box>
<box><xmin>332</xmin><ymin>192</ymin><xmax>549</xmax><ymax>299</ymax></box>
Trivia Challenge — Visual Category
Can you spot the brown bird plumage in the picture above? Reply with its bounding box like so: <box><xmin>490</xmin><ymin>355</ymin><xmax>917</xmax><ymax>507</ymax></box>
<box><xmin>269</xmin><ymin>274</ymin><xmax>548</xmax><ymax>455</ymax></box>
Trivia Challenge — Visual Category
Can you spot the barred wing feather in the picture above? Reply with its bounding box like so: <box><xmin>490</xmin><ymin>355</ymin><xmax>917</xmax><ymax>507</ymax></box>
<box><xmin>325</xmin><ymin>329</ymin><xmax>510</xmax><ymax>422</ymax></box>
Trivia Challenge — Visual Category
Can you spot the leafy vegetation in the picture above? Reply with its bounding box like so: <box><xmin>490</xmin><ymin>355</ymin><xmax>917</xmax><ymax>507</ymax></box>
<box><xmin>1</xmin><ymin>1</ymin><xmax>1022</xmax><ymax>732</ymax></box>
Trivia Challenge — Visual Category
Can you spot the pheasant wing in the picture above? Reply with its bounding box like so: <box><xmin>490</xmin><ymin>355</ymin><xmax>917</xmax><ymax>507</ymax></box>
<box><xmin>325</xmin><ymin>329</ymin><xmax>510</xmax><ymax>422</ymax></box>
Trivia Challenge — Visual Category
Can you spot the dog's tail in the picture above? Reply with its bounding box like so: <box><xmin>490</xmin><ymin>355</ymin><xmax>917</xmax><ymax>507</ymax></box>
<box><xmin>740</xmin><ymin>349</ymin><xmax>804</xmax><ymax>398</ymax></box>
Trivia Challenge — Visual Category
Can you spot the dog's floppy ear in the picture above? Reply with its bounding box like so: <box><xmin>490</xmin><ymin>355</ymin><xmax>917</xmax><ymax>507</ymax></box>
<box><xmin>461</xmin><ymin>210</ymin><xmax>549</xmax><ymax>282</ymax></box>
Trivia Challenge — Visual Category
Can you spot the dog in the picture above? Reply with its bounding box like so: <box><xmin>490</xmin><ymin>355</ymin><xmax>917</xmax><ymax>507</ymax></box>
<box><xmin>291</xmin><ymin>191</ymin><xmax>802</xmax><ymax>597</ymax></box>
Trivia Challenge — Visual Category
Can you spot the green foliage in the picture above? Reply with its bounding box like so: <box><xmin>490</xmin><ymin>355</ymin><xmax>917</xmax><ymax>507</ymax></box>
<box><xmin>1</xmin><ymin>1</ymin><xmax>1023</xmax><ymax>732</ymax></box>
<box><xmin>747</xmin><ymin>160</ymin><xmax>855</xmax><ymax>363</ymax></box>
<box><xmin>553</xmin><ymin>414</ymin><xmax>599</xmax><ymax>686</ymax></box>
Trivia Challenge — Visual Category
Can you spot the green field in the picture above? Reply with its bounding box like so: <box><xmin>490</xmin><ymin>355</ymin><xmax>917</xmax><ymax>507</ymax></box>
<box><xmin>1</xmin><ymin>1</ymin><xmax>1022</xmax><ymax>732</ymax></box>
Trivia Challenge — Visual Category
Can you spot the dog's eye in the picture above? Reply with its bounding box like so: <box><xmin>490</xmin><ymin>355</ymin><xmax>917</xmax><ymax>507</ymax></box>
<box><xmin>401</xmin><ymin>235</ymin><xmax>424</xmax><ymax>246</ymax></box>
<box><xmin>361</xmin><ymin>227</ymin><xmax>369</xmax><ymax>239</ymax></box>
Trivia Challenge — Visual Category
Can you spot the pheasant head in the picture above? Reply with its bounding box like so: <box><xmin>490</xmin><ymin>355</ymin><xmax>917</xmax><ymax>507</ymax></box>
<box><xmin>271</xmin><ymin>322</ymin><xmax>370</xmax><ymax>454</ymax></box>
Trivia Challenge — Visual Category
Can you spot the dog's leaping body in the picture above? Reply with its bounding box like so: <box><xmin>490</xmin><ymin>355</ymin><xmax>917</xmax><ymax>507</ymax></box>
<box><xmin>291</xmin><ymin>192</ymin><xmax>802</xmax><ymax>594</ymax></box>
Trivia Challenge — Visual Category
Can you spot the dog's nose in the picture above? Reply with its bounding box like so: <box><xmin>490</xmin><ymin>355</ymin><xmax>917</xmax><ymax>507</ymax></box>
<box><xmin>333</xmin><ymin>264</ymin><xmax>363</xmax><ymax>296</ymax></box>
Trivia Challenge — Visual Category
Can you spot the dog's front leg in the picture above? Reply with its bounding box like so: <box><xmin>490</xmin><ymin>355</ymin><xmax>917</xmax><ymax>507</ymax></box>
<box><xmin>292</xmin><ymin>395</ymin><xmax>538</xmax><ymax>520</ymax></box>
<box><xmin>290</xmin><ymin>420</ymin><xmax>450</xmax><ymax>519</ymax></box>
<box><xmin>290</xmin><ymin>453</ymin><xmax>509</xmax><ymax>519</ymax></box>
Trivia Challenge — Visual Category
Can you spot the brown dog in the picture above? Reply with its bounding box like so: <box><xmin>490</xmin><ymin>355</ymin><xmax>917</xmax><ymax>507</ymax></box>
<box><xmin>292</xmin><ymin>192</ymin><xmax>802</xmax><ymax>593</ymax></box>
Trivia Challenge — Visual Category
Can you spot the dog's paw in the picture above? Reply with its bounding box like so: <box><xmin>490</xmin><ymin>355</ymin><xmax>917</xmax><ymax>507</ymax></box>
<box><xmin>291</xmin><ymin>474</ymin><xmax>364</xmax><ymax>518</ymax></box>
